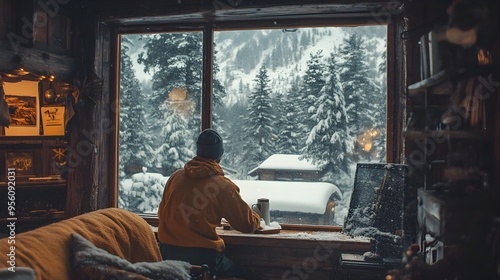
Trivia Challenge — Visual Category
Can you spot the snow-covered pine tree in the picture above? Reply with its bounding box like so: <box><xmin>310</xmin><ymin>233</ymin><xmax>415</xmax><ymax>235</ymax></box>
<box><xmin>118</xmin><ymin>37</ymin><xmax>154</xmax><ymax>211</ymax></box>
<box><xmin>372</xmin><ymin>49</ymin><xmax>387</xmax><ymax>161</ymax></box>
<box><xmin>118</xmin><ymin>37</ymin><xmax>151</xmax><ymax>180</ymax></box>
<box><xmin>137</xmin><ymin>32</ymin><xmax>202</xmax><ymax>140</ymax></box>
<box><xmin>338</xmin><ymin>33</ymin><xmax>377</xmax><ymax>160</ymax></box>
<box><xmin>275</xmin><ymin>84</ymin><xmax>302</xmax><ymax>154</ymax></box>
<box><xmin>244</xmin><ymin>65</ymin><xmax>276</xmax><ymax>172</ymax></box>
<box><xmin>302</xmin><ymin>54</ymin><xmax>352</xmax><ymax>189</ymax></box>
<box><xmin>137</xmin><ymin>32</ymin><xmax>227</xmax><ymax>174</ymax></box>
<box><xmin>219</xmin><ymin>101</ymin><xmax>249</xmax><ymax>179</ymax></box>
<box><xmin>212</xmin><ymin>42</ymin><xmax>228</xmax><ymax>131</ymax></box>
<box><xmin>154</xmin><ymin>101</ymin><xmax>195</xmax><ymax>175</ymax></box>
<box><xmin>298</xmin><ymin>50</ymin><xmax>326</xmax><ymax>145</ymax></box>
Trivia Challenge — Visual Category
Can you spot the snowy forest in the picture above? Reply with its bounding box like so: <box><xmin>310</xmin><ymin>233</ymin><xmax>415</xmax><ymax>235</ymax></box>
<box><xmin>118</xmin><ymin>26</ymin><xmax>387</xmax><ymax>225</ymax></box>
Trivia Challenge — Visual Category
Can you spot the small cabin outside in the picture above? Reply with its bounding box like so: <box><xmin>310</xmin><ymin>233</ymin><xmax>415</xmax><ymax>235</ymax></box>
<box><xmin>248</xmin><ymin>154</ymin><xmax>324</xmax><ymax>181</ymax></box>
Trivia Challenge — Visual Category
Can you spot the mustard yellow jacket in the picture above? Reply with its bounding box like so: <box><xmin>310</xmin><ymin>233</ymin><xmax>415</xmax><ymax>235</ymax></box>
<box><xmin>158</xmin><ymin>156</ymin><xmax>261</xmax><ymax>252</ymax></box>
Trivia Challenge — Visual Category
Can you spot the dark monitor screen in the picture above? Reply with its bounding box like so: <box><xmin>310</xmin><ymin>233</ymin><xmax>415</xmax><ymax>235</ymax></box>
<box><xmin>343</xmin><ymin>163</ymin><xmax>407</xmax><ymax>257</ymax></box>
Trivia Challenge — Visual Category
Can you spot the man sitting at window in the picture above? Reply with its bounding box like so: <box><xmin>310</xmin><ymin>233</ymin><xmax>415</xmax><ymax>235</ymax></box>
<box><xmin>157</xmin><ymin>128</ymin><xmax>261</xmax><ymax>278</ymax></box>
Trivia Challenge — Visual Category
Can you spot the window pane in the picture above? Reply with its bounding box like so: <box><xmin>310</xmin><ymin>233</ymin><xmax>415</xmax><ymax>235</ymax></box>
<box><xmin>213</xmin><ymin>26</ymin><xmax>387</xmax><ymax>225</ymax></box>
<box><xmin>117</xmin><ymin>31</ymin><xmax>202</xmax><ymax>214</ymax></box>
<box><xmin>116</xmin><ymin>26</ymin><xmax>388</xmax><ymax>227</ymax></box>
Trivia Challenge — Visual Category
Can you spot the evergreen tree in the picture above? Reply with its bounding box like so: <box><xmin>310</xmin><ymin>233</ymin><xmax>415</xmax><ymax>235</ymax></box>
<box><xmin>338</xmin><ymin>33</ymin><xmax>377</xmax><ymax>160</ymax></box>
<box><xmin>118</xmin><ymin>37</ymin><xmax>151</xmax><ymax>180</ymax></box>
<box><xmin>118</xmin><ymin>170</ymin><xmax>166</xmax><ymax>214</ymax></box>
<box><xmin>138</xmin><ymin>32</ymin><xmax>202</xmax><ymax>124</ymax></box>
<box><xmin>118</xmin><ymin>37</ymin><xmax>154</xmax><ymax>211</ymax></box>
<box><xmin>213</xmin><ymin>42</ymin><xmax>227</xmax><ymax>130</ymax></box>
<box><xmin>153</xmin><ymin>101</ymin><xmax>195</xmax><ymax>175</ymax></box>
<box><xmin>372</xmin><ymin>49</ymin><xmax>387</xmax><ymax>161</ymax></box>
<box><xmin>275</xmin><ymin>84</ymin><xmax>302</xmax><ymax>154</ymax></box>
<box><xmin>298</xmin><ymin>50</ymin><xmax>326</xmax><ymax>145</ymax></box>
<box><xmin>302</xmin><ymin>54</ymin><xmax>352</xmax><ymax>190</ymax></box>
<box><xmin>137</xmin><ymin>32</ymin><xmax>226</xmax><ymax>173</ymax></box>
<box><xmin>244</xmin><ymin>66</ymin><xmax>276</xmax><ymax>171</ymax></box>
<box><xmin>238</xmin><ymin>79</ymin><xmax>244</xmax><ymax>95</ymax></box>
<box><xmin>219</xmin><ymin>101</ymin><xmax>249</xmax><ymax>179</ymax></box>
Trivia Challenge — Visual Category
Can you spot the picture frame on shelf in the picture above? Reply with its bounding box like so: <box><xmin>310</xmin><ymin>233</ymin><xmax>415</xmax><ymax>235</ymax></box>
<box><xmin>3</xmin><ymin>80</ymin><xmax>40</xmax><ymax>136</ymax></box>
<box><xmin>41</xmin><ymin>106</ymin><xmax>65</xmax><ymax>136</ymax></box>
<box><xmin>4</xmin><ymin>150</ymin><xmax>36</xmax><ymax>179</ymax></box>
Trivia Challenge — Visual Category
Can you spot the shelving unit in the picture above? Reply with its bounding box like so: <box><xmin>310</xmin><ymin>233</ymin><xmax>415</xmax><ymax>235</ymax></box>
<box><xmin>0</xmin><ymin>81</ymin><xmax>68</xmax><ymax>235</ymax></box>
<box><xmin>0</xmin><ymin>179</ymin><xmax>66</xmax><ymax>236</ymax></box>
<box><xmin>0</xmin><ymin>135</ymin><xmax>68</xmax><ymax>234</ymax></box>
<box><xmin>403</xmin><ymin>25</ymin><xmax>499</xmax><ymax>278</ymax></box>
<box><xmin>406</xmin><ymin>66</ymin><xmax>496</xmax><ymax>192</ymax></box>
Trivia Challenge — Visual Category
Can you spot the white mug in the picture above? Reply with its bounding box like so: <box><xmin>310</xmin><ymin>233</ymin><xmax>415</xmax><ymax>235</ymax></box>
<box><xmin>252</xmin><ymin>198</ymin><xmax>270</xmax><ymax>226</ymax></box>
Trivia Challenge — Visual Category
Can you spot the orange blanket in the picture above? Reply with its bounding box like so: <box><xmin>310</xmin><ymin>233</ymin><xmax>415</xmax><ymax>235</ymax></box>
<box><xmin>0</xmin><ymin>208</ymin><xmax>161</xmax><ymax>280</ymax></box>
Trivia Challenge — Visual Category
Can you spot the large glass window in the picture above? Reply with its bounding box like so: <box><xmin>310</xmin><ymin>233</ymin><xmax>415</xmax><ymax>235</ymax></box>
<box><xmin>117</xmin><ymin>25</ymin><xmax>387</xmax><ymax>226</ymax></box>
<box><xmin>117</xmin><ymin>31</ymin><xmax>202</xmax><ymax>213</ymax></box>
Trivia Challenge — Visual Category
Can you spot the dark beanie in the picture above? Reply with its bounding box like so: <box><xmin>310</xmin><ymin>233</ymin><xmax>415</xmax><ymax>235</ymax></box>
<box><xmin>196</xmin><ymin>128</ymin><xmax>224</xmax><ymax>160</ymax></box>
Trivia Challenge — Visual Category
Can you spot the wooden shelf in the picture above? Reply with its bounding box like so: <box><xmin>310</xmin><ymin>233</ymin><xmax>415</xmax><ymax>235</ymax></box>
<box><xmin>0</xmin><ymin>211</ymin><xmax>65</xmax><ymax>223</ymax></box>
<box><xmin>408</xmin><ymin>66</ymin><xmax>496</xmax><ymax>95</ymax></box>
<box><xmin>404</xmin><ymin>129</ymin><xmax>492</xmax><ymax>141</ymax></box>
<box><xmin>0</xmin><ymin>179</ymin><xmax>66</xmax><ymax>189</ymax></box>
<box><xmin>0</xmin><ymin>136</ymin><xmax>66</xmax><ymax>144</ymax></box>
<box><xmin>443</xmin><ymin>167</ymin><xmax>487</xmax><ymax>181</ymax></box>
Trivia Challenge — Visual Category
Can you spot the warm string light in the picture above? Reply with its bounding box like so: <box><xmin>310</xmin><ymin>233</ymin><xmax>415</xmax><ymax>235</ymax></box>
<box><xmin>0</xmin><ymin>68</ymin><xmax>55</xmax><ymax>81</ymax></box>
<box><xmin>357</xmin><ymin>128</ymin><xmax>379</xmax><ymax>152</ymax></box>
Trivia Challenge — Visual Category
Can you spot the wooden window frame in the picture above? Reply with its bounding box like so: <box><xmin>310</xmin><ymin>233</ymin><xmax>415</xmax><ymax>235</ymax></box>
<box><xmin>110</xmin><ymin>15</ymin><xmax>404</xmax><ymax>231</ymax></box>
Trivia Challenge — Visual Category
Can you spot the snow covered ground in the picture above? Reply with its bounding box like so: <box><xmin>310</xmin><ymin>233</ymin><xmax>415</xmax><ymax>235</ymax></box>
<box><xmin>119</xmin><ymin>172</ymin><xmax>348</xmax><ymax>226</ymax></box>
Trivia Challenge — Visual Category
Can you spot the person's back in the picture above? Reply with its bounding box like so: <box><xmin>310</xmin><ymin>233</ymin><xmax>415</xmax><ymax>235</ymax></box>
<box><xmin>157</xmin><ymin>128</ymin><xmax>260</xmax><ymax>278</ymax></box>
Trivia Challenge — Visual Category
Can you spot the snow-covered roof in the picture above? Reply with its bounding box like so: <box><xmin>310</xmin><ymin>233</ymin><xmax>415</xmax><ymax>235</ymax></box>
<box><xmin>248</xmin><ymin>154</ymin><xmax>321</xmax><ymax>175</ymax></box>
<box><xmin>233</xmin><ymin>179</ymin><xmax>341</xmax><ymax>214</ymax></box>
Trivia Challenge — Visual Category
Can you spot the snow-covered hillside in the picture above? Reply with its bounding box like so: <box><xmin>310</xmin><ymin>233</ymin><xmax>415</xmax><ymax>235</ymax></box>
<box><xmin>214</xmin><ymin>26</ymin><xmax>386</xmax><ymax>105</ymax></box>
<box><xmin>124</xmin><ymin>26</ymin><xmax>386</xmax><ymax>105</ymax></box>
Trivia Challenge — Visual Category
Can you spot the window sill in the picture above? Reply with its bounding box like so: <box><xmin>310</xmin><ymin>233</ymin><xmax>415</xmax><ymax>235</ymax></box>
<box><xmin>142</xmin><ymin>214</ymin><xmax>345</xmax><ymax>233</ymax></box>
<box><xmin>217</xmin><ymin>228</ymin><xmax>371</xmax><ymax>249</ymax></box>
<box><xmin>144</xmin><ymin>214</ymin><xmax>370</xmax><ymax>249</ymax></box>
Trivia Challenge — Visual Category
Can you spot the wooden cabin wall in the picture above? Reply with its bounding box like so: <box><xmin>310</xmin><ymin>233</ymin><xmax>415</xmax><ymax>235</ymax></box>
<box><xmin>64</xmin><ymin>10</ymin><xmax>114</xmax><ymax>217</ymax></box>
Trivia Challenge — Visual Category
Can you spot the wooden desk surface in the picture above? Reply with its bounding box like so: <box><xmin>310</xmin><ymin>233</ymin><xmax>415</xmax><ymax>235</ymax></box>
<box><xmin>216</xmin><ymin>228</ymin><xmax>372</xmax><ymax>280</ymax></box>
<box><xmin>151</xmin><ymin>224</ymin><xmax>373</xmax><ymax>279</ymax></box>
<box><xmin>217</xmin><ymin>228</ymin><xmax>371</xmax><ymax>250</ymax></box>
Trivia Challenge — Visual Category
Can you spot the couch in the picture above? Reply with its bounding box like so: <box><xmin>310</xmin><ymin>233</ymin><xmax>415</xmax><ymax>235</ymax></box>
<box><xmin>0</xmin><ymin>208</ymin><xmax>199</xmax><ymax>280</ymax></box>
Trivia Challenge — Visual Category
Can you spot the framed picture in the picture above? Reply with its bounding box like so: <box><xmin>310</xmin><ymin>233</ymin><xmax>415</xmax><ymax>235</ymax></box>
<box><xmin>3</xmin><ymin>80</ymin><xmax>40</xmax><ymax>136</ymax></box>
<box><xmin>5</xmin><ymin>150</ymin><xmax>36</xmax><ymax>177</ymax></box>
<box><xmin>41</xmin><ymin>106</ymin><xmax>65</xmax><ymax>135</ymax></box>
